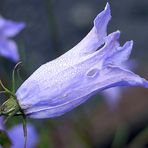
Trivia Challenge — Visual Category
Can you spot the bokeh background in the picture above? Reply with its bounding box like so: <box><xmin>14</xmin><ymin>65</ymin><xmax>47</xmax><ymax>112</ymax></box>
<box><xmin>0</xmin><ymin>0</ymin><xmax>148</xmax><ymax>147</ymax></box>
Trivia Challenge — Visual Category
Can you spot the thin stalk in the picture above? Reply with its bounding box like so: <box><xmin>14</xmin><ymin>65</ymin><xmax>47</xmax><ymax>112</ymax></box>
<box><xmin>23</xmin><ymin>115</ymin><xmax>27</xmax><ymax>148</ymax></box>
<box><xmin>12</xmin><ymin>61</ymin><xmax>22</xmax><ymax>93</ymax></box>
<box><xmin>111</xmin><ymin>125</ymin><xmax>129</xmax><ymax>148</ymax></box>
<box><xmin>0</xmin><ymin>80</ymin><xmax>15</xmax><ymax>98</ymax></box>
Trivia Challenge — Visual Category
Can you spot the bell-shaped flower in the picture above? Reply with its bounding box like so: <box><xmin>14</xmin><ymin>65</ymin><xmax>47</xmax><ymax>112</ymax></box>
<box><xmin>0</xmin><ymin>16</ymin><xmax>25</xmax><ymax>62</ymax></box>
<box><xmin>15</xmin><ymin>3</ymin><xmax>148</xmax><ymax>118</ymax></box>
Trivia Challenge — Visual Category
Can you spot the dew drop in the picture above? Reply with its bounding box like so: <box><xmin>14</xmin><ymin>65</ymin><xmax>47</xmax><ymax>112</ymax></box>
<box><xmin>86</xmin><ymin>68</ymin><xmax>99</xmax><ymax>77</ymax></box>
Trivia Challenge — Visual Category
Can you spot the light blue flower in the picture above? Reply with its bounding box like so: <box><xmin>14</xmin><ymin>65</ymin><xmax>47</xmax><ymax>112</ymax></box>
<box><xmin>0</xmin><ymin>117</ymin><xmax>4</xmax><ymax>130</ymax></box>
<box><xmin>0</xmin><ymin>117</ymin><xmax>38</xmax><ymax>148</ymax></box>
<box><xmin>0</xmin><ymin>16</ymin><xmax>25</xmax><ymax>62</ymax></box>
<box><xmin>8</xmin><ymin>124</ymin><xmax>38</xmax><ymax>148</ymax></box>
<box><xmin>16</xmin><ymin>3</ymin><xmax>148</xmax><ymax>119</ymax></box>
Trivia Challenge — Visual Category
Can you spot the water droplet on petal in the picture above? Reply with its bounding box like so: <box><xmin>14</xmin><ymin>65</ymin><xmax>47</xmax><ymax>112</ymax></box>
<box><xmin>86</xmin><ymin>68</ymin><xmax>99</xmax><ymax>77</ymax></box>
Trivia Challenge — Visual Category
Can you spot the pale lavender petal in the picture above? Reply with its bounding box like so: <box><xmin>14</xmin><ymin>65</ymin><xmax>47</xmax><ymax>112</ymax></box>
<box><xmin>102</xmin><ymin>59</ymin><xmax>137</xmax><ymax>107</ymax></box>
<box><xmin>94</xmin><ymin>3</ymin><xmax>111</xmax><ymax>38</ymax></box>
<box><xmin>8</xmin><ymin>124</ymin><xmax>38</xmax><ymax>148</ymax></box>
<box><xmin>103</xmin><ymin>41</ymin><xmax>133</xmax><ymax>67</ymax></box>
<box><xmin>0</xmin><ymin>39</ymin><xmax>19</xmax><ymax>62</ymax></box>
<box><xmin>0</xmin><ymin>16</ymin><xmax>25</xmax><ymax>38</ymax></box>
<box><xmin>123</xmin><ymin>59</ymin><xmax>137</xmax><ymax>70</ymax></box>
<box><xmin>96</xmin><ymin>30</ymin><xmax>120</xmax><ymax>63</ymax></box>
<box><xmin>66</xmin><ymin>2</ymin><xmax>111</xmax><ymax>57</ymax></box>
<box><xmin>100</xmin><ymin>66</ymin><xmax>148</xmax><ymax>89</ymax></box>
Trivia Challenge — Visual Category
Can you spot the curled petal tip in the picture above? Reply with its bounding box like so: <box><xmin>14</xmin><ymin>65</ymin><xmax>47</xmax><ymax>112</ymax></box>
<box><xmin>124</xmin><ymin>40</ymin><xmax>133</xmax><ymax>49</ymax></box>
<box><xmin>130</xmin><ymin>40</ymin><xmax>134</xmax><ymax>45</ymax></box>
<box><xmin>115</xmin><ymin>30</ymin><xmax>120</xmax><ymax>37</ymax></box>
<box><xmin>105</xmin><ymin>30</ymin><xmax>120</xmax><ymax>42</ymax></box>
<box><xmin>94</xmin><ymin>2</ymin><xmax>111</xmax><ymax>33</ymax></box>
<box><xmin>128</xmin><ymin>40</ymin><xmax>133</xmax><ymax>45</ymax></box>
<box><xmin>105</xmin><ymin>2</ymin><xmax>111</xmax><ymax>13</ymax></box>
<box><xmin>19</xmin><ymin>22</ymin><xmax>26</xmax><ymax>30</ymax></box>
<box><xmin>14</xmin><ymin>22</ymin><xmax>26</xmax><ymax>34</ymax></box>
<box><xmin>111</xmin><ymin>30</ymin><xmax>120</xmax><ymax>37</ymax></box>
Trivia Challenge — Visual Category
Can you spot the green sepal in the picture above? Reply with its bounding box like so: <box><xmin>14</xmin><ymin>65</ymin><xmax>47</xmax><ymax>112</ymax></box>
<box><xmin>12</xmin><ymin>61</ymin><xmax>22</xmax><ymax>93</ymax></box>
<box><xmin>0</xmin><ymin>96</ymin><xmax>19</xmax><ymax>116</ymax></box>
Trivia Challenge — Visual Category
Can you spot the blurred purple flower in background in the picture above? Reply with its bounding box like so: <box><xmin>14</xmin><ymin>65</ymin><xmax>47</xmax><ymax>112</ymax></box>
<box><xmin>15</xmin><ymin>3</ymin><xmax>148</xmax><ymax>119</ymax></box>
<box><xmin>0</xmin><ymin>117</ymin><xmax>4</xmax><ymax>130</ymax></box>
<box><xmin>8</xmin><ymin>124</ymin><xmax>38</xmax><ymax>148</ymax></box>
<box><xmin>0</xmin><ymin>16</ymin><xmax>25</xmax><ymax>62</ymax></box>
<box><xmin>0</xmin><ymin>117</ymin><xmax>38</xmax><ymax>148</ymax></box>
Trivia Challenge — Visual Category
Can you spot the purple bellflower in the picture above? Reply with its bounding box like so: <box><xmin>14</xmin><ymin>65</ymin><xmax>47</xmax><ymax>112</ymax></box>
<box><xmin>14</xmin><ymin>3</ymin><xmax>148</xmax><ymax>118</ymax></box>
<box><xmin>0</xmin><ymin>16</ymin><xmax>25</xmax><ymax>62</ymax></box>
<box><xmin>0</xmin><ymin>117</ymin><xmax>4</xmax><ymax>130</ymax></box>
<box><xmin>8</xmin><ymin>124</ymin><xmax>38</xmax><ymax>148</ymax></box>
<box><xmin>0</xmin><ymin>117</ymin><xmax>38</xmax><ymax>148</ymax></box>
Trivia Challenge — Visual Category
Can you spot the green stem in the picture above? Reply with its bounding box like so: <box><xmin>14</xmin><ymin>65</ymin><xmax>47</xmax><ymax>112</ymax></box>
<box><xmin>12</xmin><ymin>61</ymin><xmax>22</xmax><ymax>93</ymax></box>
<box><xmin>23</xmin><ymin>115</ymin><xmax>27</xmax><ymax>148</ymax></box>
<box><xmin>111</xmin><ymin>125</ymin><xmax>129</xmax><ymax>148</ymax></box>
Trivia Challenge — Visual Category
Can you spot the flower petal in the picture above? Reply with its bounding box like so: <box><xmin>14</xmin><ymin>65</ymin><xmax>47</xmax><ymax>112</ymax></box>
<box><xmin>0</xmin><ymin>16</ymin><xmax>25</xmax><ymax>38</ymax></box>
<box><xmin>94</xmin><ymin>2</ymin><xmax>111</xmax><ymax>40</ymax></box>
<box><xmin>100</xmin><ymin>66</ymin><xmax>148</xmax><ymax>89</ymax></box>
<box><xmin>67</xmin><ymin>2</ymin><xmax>111</xmax><ymax>56</ymax></box>
<box><xmin>103</xmin><ymin>41</ymin><xmax>133</xmax><ymax>67</ymax></box>
<box><xmin>0</xmin><ymin>39</ymin><xmax>19</xmax><ymax>62</ymax></box>
<box><xmin>85</xmin><ymin>30</ymin><xmax>120</xmax><ymax>68</ymax></box>
<box><xmin>97</xmin><ymin>30</ymin><xmax>120</xmax><ymax>59</ymax></box>
<box><xmin>24</xmin><ymin>95</ymin><xmax>91</xmax><ymax>118</ymax></box>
